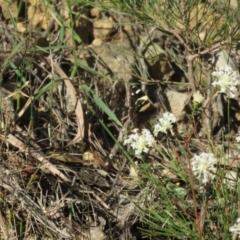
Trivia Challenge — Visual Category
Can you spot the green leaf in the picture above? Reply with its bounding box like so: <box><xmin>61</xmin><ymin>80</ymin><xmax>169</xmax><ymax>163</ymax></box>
<box><xmin>34</xmin><ymin>79</ymin><xmax>61</xmax><ymax>100</ymax></box>
<box><xmin>83</xmin><ymin>85</ymin><xmax>122</xmax><ymax>127</ymax></box>
<box><xmin>74</xmin><ymin>59</ymin><xmax>112</xmax><ymax>81</ymax></box>
<box><xmin>2</xmin><ymin>40</ymin><xmax>25</xmax><ymax>72</ymax></box>
<box><xmin>72</xmin><ymin>31</ymin><xmax>82</xmax><ymax>44</ymax></box>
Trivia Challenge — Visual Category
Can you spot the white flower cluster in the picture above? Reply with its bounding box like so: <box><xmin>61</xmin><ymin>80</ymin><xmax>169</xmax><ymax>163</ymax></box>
<box><xmin>230</xmin><ymin>217</ymin><xmax>240</xmax><ymax>234</ymax></box>
<box><xmin>193</xmin><ymin>91</ymin><xmax>205</xmax><ymax>105</ymax></box>
<box><xmin>212</xmin><ymin>65</ymin><xmax>240</xmax><ymax>98</ymax></box>
<box><xmin>192</xmin><ymin>90</ymin><xmax>205</xmax><ymax>109</ymax></box>
<box><xmin>124</xmin><ymin>112</ymin><xmax>176</xmax><ymax>158</ymax></box>
<box><xmin>236</xmin><ymin>130</ymin><xmax>240</xmax><ymax>143</ymax></box>
<box><xmin>153</xmin><ymin>112</ymin><xmax>176</xmax><ymax>136</ymax></box>
<box><xmin>191</xmin><ymin>152</ymin><xmax>217</xmax><ymax>184</ymax></box>
<box><xmin>123</xmin><ymin>129</ymin><xmax>156</xmax><ymax>158</ymax></box>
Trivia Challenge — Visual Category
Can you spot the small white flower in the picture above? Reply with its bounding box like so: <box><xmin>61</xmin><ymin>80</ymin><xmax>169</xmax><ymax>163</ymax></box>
<box><xmin>236</xmin><ymin>130</ymin><xmax>240</xmax><ymax>142</ymax></box>
<box><xmin>153</xmin><ymin>112</ymin><xmax>176</xmax><ymax>136</ymax></box>
<box><xmin>212</xmin><ymin>65</ymin><xmax>240</xmax><ymax>98</ymax></box>
<box><xmin>191</xmin><ymin>152</ymin><xmax>217</xmax><ymax>184</ymax></box>
<box><xmin>236</xmin><ymin>135</ymin><xmax>240</xmax><ymax>142</ymax></box>
<box><xmin>230</xmin><ymin>217</ymin><xmax>240</xmax><ymax>233</ymax></box>
<box><xmin>124</xmin><ymin>128</ymin><xmax>156</xmax><ymax>158</ymax></box>
<box><xmin>193</xmin><ymin>91</ymin><xmax>204</xmax><ymax>104</ymax></box>
<box><xmin>142</xmin><ymin>129</ymin><xmax>156</xmax><ymax>146</ymax></box>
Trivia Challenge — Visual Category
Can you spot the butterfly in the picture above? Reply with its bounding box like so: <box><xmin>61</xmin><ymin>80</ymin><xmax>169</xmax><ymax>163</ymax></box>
<box><xmin>128</xmin><ymin>85</ymin><xmax>156</xmax><ymax>121</ymax></box>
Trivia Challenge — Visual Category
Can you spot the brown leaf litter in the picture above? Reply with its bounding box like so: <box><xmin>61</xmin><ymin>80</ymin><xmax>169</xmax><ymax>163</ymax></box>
<box><xmin>0</xmin><ymin>1</ymin><xmax>239</xmax><ymax>239</ymax></box>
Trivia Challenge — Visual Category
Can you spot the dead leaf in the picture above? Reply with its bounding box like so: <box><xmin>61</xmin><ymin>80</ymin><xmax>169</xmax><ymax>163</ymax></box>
<box><xmin>0</xmin><ymin>133</ymin><xmax>70</xmax><ymax>182</ymax></box>
<box><xmin>89</xmin><ymin>226</ymin><xmax>105</xmax><ymax>240</ymax></box>
<box><xmin>44</xmin><ymin>57</ymin><xmax>85</xmax><ymax>143</ymax></box>
<box><xmin>91</xmin><ymin>38</ymin><xmax>103</xmax><ymax>46</ymax></box>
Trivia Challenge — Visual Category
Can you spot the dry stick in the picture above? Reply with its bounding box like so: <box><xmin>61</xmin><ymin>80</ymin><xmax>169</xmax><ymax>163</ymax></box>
<box><xmin>214</xmin><ymin>93</ymin><xmax>225</xmax><ymax>141</ymax></box>
<box><xmin>186</xmin><ymin>56</ymin><xmax>196</xmax><ymax>92</ymax></box>
<box><xmin>0</xmin><ymin>210</ymin><xmax>9</xmax><ymax>239</ymax></box>
<box><xmin>108</xmin><ymin>119</ymin><xmax>132</xmax><ymax>197</ymax></box>
<box><xmin>0</xmin><ymin>22</ymin><xmax>18</xmax><ymax>46</ymax></box>
<box><xmin>0</xmin><ymin>133</ymin><xmax>71</xmax><ymax>182</ymax></box>
<box><xmin>169</xmin><ymin>27</ymin><xmax>229</xmax><ymax>92</ymax></box>
<box><xmin>186</xmin><ymin>40</ymin><xmax>227</xmax><ymax>92</ymax></box>
<box><xmin>44</xmin><ymin>56</ymin><xmax>85</xmax><ymax>145</ymax></box>
<box><xmin>0</xmin><ymin>83</ymin><xmax>71</xmax><ymax>182</ymax></box>
<box><xmin>232</xmin><ymin>232</ymin><xmax>238</xmax><ymax>240</ymax></box>
<box><xmin>166</xmin><ymin>28</ymin><xmax>196</xmax><ymax>91</ymax></box>
<box><xmin>0</xmin><ymin>171</ymin><xmax>71</xmax><ymax>238</ymax></box>
<box><xmin>136</xmin><ymin>27</ymin><xmax>156</xmax><ymax>82</ymax></box>
<box><xmin>189</xmin><ymin>41</ymin><xmax>229</xmax><ymax>59</ymax></box>
<box><xmin>109</xmin><ymin>118</ymin><xmax>132</xmax><ymax>161</ymax></box>
<box><xmin>198</xmin><ymin>200</ymin><xmax>207</xmax><ymax>236</ymax></box>
<box><xmin>204</xmin><ymin>65</ymin><xmax>213</xmax><ymax>139</ymax></box>
<box><xmin>169</xmin><ymin>28</ymin><xmax>229</xmax><ymax>58</ymax></box>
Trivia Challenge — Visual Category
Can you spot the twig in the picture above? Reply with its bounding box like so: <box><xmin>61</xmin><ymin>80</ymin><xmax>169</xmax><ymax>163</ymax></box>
<box><xmin>0</xmin><ymin>133</ymin><xmax>71</xmax><ymax>182</ymax></box>
<box><xmin>44</xmin><ymin>56</ymin><xmax>85</xmax><ymax>144</ymax></box>
<box><xmin>169</xmin><ymin>27</ymin><xmax>229</xmax><ymax>92</ymax></box>
<box><xmin>0</xmin><ymin>210</ymin><xmax>10</xmax><ymax>239</ymax></box>
<box><xmin>0</xmin><ymin>169</ymin><xmax>71</xmax><ymax>238</ymax></box>
<box><xmin>186</xmin><ymin>56</ymin><xmax>196</xmax><ymax>92</ymax></box>
<box><xmin>203</xmin><ymin>64</ymin><xmax>213</xmax><ymax>139</ymax></box>
<box><xmin>137</xmin><ymin>27</ymin><xmax>156</xmax><ymax>82</ymax></box>
<box><xmin>108</xmin><ymin>119</ymin><xmax>132</xmax><ymax>197</ymax></box>
<box><xmin>109</xmin><ymin>118</ymin><xmax>132</xmax><ymax>161</ymax></box>
<box><xmin>214</xmin><ymin>93</ymin><xmax>225</xmax><ymax>141</ymax></box>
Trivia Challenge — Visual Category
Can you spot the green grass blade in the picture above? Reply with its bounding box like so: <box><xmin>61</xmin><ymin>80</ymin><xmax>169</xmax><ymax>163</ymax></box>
<box><xmin>83</xmin><ymin>84</ymin><xmax>122</xmax><ymax>127</ymax></box>
<box><xmin>2</xmin><ymin>40</ymin><xmax>25</xmax><ymax>72</ymax></box>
